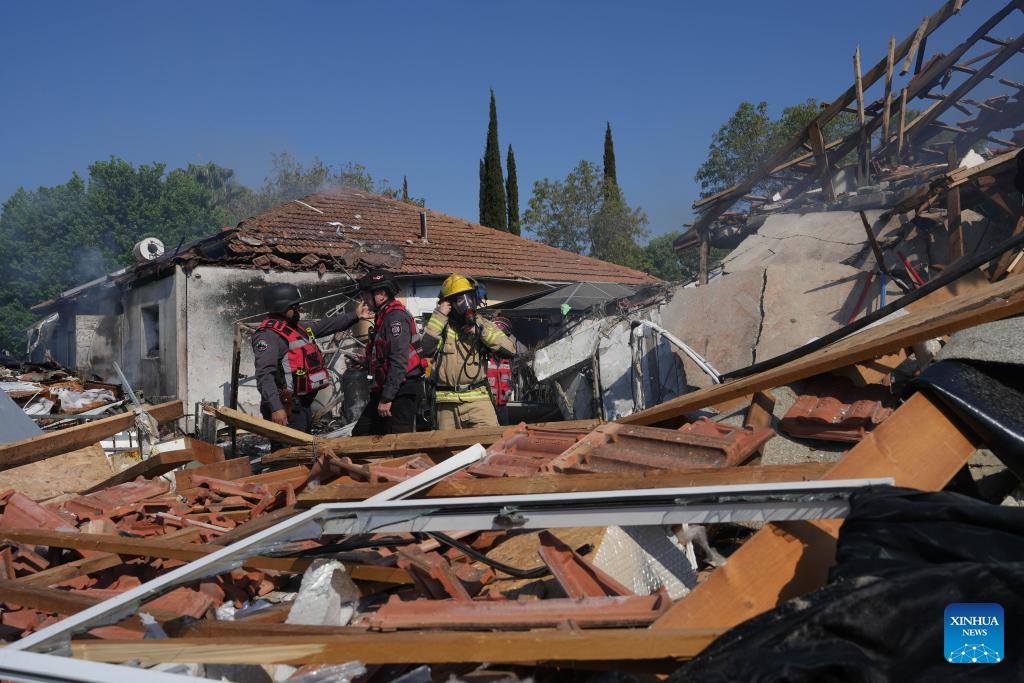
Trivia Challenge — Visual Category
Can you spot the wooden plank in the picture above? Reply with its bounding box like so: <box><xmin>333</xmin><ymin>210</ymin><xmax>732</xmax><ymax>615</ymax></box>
<box><xmin>620</xmin><ymin>274</ymin><xmax>1024</xmax><ymax>427</ymax></box>
<box><xmin>211</xmin><ymin>406</ymin><xmax>314</xmax><ymax>446</ymax></box>
<box><xmin>298</xmin><ymin>463</ymin><xmax>833</xmax><ymax>504</ymax></box>
<box><xmin>0</xmin><ymin>445</ymin><xmax>112</xmax><ymax>501</ymax></box>
<box><xmin>14</xmin><ymin>553</ymin><xmax>123</xmax><ymax>588</ymax></box>
<box><xmin>267</xmin><ymin>419</ymin><xmax>601</xmax><ymax>464</ymax></box>
<box><xmin>854</xmin><ymin>45</ymin><xmax>869</xmax><ymax>183</ymax></box>
<box><xmin>882</xmin><ymin>36</ymin><xmax>896</xmax><ymax>143</ymax></box>
<box><xmin>807</xmin><ymin>121</ymin><xmax>835</xmax><ymax>202</ymax></box>
<box><xmin>0</xmin><ymin>401</ymin><xmax>184</xmax><ymax>472</ymax></box>
<box><xmin>80</xmin><ymin>450</ymin><xmax>195</xmax><ymax>495</ymax></box>
<box><xmin>898</xmin><ymin>87</ymin><xmax>909</xmax><ymax>157</ymax></box>
<box><xmin>71</xmin><ymin>628</ymin><xmax>723</xmax><ymax>667</ymax></box>
<box><xmin>651</xmin><ymin>392</ymin><xmax>977</xmax><ymax>633</ymax></box>
<box><xmin>990</xmin><ymin>216</ymin><xmax>1024</xmax><ymax>281</ymax></box>
<box><xmin>174</xmin><ymin>457</ymin><xmax>252</xmax><ymax>490</ymax></box>
<box><xmin>744</xmin><ymin>390</ymin><xmax>776</xmax><ymax>430</ymax></box>
<box><xmin>901</xmin><ymin>16</ymin><xmax>930</xmax><ymax>75</ymax></box>
<box><xmin>0</xmin><ymin>579</ymin><xmax>107</xmax><ymax>614</ymax></box>
<box><xmin>947</xmin><ymin>144</ymin><xmax>964</xmax><ymax>261</ymax></box>
<box><xmin>0</xmin><ymin>528</ymin><xmax>410</xmax><ymax>584</ymax></box>
<box><xmin>0</xmin><ymin>580</ymin><xmax>178</xmax><ymax>624</ymax></box>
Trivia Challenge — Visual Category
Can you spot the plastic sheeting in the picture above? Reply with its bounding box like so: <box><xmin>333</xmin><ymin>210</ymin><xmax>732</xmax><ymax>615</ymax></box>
<box><xmin>670</xmin><ymin>485</ymin><xmax>1024</xmax><ymax>682</ymax></box>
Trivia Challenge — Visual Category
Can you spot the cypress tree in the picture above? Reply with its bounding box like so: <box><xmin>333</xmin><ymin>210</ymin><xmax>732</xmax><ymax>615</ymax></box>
<box><xmin>402</xmin><ymin>176</ymin><xmax>409</xmax><ymax>202</ymax></box>
<box><xmin>478</xmin><ymin>159</ymin><xmax>486</xmax><ymax>223</ymax></box>
<box><xmin>479</xmin><ymin>90</ymin><xmax>508</xmax><ymax>231</ymax></box>
<box><xmin>506</xmin><ymin>145</ymin><xmax>520</xmax><ymax>236</ymax></box>
<box><xmin>603</xmin><ymin>122</ymin><xmax>618</xmax><ymax>201</ymax></box>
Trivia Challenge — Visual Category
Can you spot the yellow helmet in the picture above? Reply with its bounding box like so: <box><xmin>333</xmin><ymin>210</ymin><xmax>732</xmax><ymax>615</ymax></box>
<box><xmin>440</xmin><ymin>274</ymin><xmax>475</xmax><ymax>299</ymax></box>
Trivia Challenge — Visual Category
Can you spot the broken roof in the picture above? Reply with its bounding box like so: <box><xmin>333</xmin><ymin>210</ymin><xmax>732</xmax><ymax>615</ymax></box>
<box><xmin>496</xmin><ymin>281</ymin><xmax>640</xmax><ymax>316</ymax></box>
<box><xmin>680</xmin><ymin>0</ymin><xmax>1024</xmax><ymax>257</ymax></box>
<box><xmin>227</xmin><ymin>186</ymin><xmax>658</xmax><ymax>285</ymax></box>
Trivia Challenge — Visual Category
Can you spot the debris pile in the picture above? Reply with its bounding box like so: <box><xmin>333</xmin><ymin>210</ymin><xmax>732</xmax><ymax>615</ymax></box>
<box><xmin>0</xmin><ymin>0</ymin><xmax>1022</xmax><ymax>680</ymax></box>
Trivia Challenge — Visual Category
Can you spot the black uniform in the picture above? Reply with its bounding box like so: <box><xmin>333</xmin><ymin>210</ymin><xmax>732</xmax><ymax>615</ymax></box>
<box><xmin>352</xmin><ymin>301</ymin><xmax>422</xmax><ymax>436</ymax></box>
<box><xmin>252</xmin><ymin>310</ymin><xmax>360</xmax><ymax>436</ymax></box>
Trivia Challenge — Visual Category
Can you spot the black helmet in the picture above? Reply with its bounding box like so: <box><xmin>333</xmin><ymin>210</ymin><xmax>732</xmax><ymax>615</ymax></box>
<box><xmin>262</xmin><ymin>283</ymin><xmax>302</xmax><ymax>314</ymax></box>
<box><xmin>358</xmin><ymin>269</ymin><xmax>399</xmax><ymax>296</ymax></box>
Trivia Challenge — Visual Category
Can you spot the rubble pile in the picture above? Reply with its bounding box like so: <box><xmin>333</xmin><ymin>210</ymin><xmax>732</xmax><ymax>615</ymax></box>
<box><xmin>0</xmin><ymin>0</ymin><xmax>1022</xmax><ymax>680</ymax></box>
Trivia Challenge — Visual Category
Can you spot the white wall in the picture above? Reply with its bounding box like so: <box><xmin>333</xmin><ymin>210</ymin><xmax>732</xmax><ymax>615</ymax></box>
<box><xmin>182</xmin><ymin>269</ymin><xmax>551</xmax><ymax>422</ymax></box>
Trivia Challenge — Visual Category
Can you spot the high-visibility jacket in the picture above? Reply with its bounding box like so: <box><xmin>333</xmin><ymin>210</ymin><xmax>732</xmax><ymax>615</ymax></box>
<box><xmin>257</xmin><ymin>318</ymin><xmax>330</xmax><ymax>396</ymax></box>
<box><xmin>423</xmin><ymin>316</ymin><xmax>515</xmax><ymax>403</ymax></box>
<box><xmin>367</xmin><ymin>299</ymin><xmax>426</xmax><ymax>394</ymax></box>
<box><xmin>487</xmin><ymin>358</ymin><xmax>513</xmax><ymax>406</ymax></box>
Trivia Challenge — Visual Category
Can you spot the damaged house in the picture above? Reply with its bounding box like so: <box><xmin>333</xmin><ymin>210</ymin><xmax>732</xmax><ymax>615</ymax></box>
<box><xmin>26</xmin><ymin>187</ymin><xmax>656</xmax><ymax>428</ymax></box>
<box><xmin>2</xmin><ymin>0</ymin><xmax>1024</xmax><ymax>681</ymax></box>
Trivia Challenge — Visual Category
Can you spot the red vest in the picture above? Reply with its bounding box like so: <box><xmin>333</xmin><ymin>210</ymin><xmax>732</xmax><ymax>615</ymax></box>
<box><xmin>487</xmin><ymin>358</ymin><xmax>513</xmax><ymax>406</ymax></box>
<box><xmin>258</xmin><ymin>318</ymin><xmax>330</xmax><ymax>396</ymax></box>
<box><xmin>366</xmin><ymin>299</ymin><xmax>426</xmax><ymax>392</ymax></box>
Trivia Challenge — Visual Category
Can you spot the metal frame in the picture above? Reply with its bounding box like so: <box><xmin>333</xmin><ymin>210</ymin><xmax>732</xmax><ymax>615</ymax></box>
<box><xmin>0</xmin><ymin>648</ymin><xmax>214</xmax><ymax>683</ymax></box>
<box><xmin>10</xmin><ymin>476</ymin><xmax>889</xmax><ymax>655</ymax></box>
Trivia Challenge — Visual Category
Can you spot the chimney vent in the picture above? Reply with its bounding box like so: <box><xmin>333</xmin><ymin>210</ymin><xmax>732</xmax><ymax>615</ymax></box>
<box><xmin>419</xmin><ymin>212</ymin><xmax>428</xmax><ymax>241</ymax></box>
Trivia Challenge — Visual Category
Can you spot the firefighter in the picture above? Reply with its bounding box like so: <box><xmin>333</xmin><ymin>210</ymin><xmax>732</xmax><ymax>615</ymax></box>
<box><xmin>252</xmin><ymin>283</ymin><xmax>372</xmax><ymax>436</ymax></box>
<box><xmin>353</xmin><ymin>269</ymin><xmax>426</xmax><ymax>435</ymax></box>
<box><xmin>422</xmin><ymin>274</ymin><xmax>516</xmax><ymax>430</ymax></box>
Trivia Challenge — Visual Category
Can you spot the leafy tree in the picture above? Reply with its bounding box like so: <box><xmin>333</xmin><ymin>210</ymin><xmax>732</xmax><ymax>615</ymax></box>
<box><xmin>0</xmin><ymin>175</ymin><xmax>89</xmax><ymax>352</ymax></box>
<box><xmin>251</xmin><ymin>154</ymin><xmax>421</xmax><ymax>209</ymax></box>
<box><xmin>523</xmin><ymin>160</ymin><xmax>647</xmax><ymax>270</ymax></box>
<box><xmin>506</xmin><ymin>145</ymin><xmax>520</xmax><ymax>236</ymax></box>
<box><xmin>642</xmin><ymin>231</ymin><xmax>688</xmax><ymax>282</ymax></box>
<box><xmin>184</xmin><ymin>161</ymin><xmax>253</xmax><ymax>225</ymax></box>
<box><xmin>603</xmin><ymin>122</ymin><xmax>617</xmax><ymax>187</ymax></box>
<box><xmin>695</xmin><ymin>99</ymin><xmax>859</xmax><ymax>201</ymax></box>
<box><xmin>479</xmin><ymin>90</ymin><xmax>507</xmax><ymax>231</ymax></box>
<box><xmin>641</xmin><ymin>231</ymin><xmax>731</xmax><ymax>282</ymax></box>
<box><xmin>0</xmin><ymin>158</ymin><xmax>226</xmax><ymax>352</ymax></box>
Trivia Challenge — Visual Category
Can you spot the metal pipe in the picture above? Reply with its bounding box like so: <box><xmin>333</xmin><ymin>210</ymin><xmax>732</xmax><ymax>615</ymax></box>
<box><xmin>630</xmin><ymin>320</ymin><xmax>722</xmax><ymax>384</ymax></box>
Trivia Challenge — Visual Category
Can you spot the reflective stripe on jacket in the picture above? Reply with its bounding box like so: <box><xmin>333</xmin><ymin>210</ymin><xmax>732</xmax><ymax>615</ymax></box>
<box><xmin>257</xmin><ymin>317</ymin><xmax>330</xmax><ymax>396</ymax></box>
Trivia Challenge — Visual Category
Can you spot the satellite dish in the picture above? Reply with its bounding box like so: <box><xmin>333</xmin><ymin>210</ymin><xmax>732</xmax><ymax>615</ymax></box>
<box><xmin>133</xmin><ymin>237</ymin><xmax>165</xmax><ymax>263</ymax></box>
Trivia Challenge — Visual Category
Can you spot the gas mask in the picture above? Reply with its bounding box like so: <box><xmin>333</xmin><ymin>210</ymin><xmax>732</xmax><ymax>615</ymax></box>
<box><xmin>450</xmin><ymin>292</ymin><xmax>477</xmax><ymax>320</ymax></box>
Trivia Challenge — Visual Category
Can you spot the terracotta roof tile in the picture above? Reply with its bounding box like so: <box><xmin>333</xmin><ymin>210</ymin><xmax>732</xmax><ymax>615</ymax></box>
<box><xmin>228</xmin><ymin>187</ymin><xmax>659</xmax><ymax>285</ymax></box>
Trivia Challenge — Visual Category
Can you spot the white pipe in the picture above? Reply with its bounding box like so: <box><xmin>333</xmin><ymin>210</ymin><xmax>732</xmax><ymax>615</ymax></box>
<box><xmin>631</xmin><ymin>320</ymin><xmax>722</xmax><ymax>384</ymax></box>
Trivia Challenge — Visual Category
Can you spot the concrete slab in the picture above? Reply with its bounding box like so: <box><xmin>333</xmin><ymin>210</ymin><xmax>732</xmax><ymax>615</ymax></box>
<box><xmin>722</xmin><ymin>210</ymin><xmax>895</xmax><ymax>273</ymax></box>
<box><xmin>938</xmin><ymin>316</ymin><xmax>1024</xmax><ymax>366</ymax></box>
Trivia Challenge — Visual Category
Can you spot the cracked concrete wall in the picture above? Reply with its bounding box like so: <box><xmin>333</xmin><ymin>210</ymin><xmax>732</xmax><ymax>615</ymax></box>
<box><xmin>656</xmin><ymin>211</ymin><xmax>911</xmax><ymax>389</ymax></box>
<box><xmin>722</xmin><ymin>210</ymin><xmax>898</xmax><ymax>272</ymax></box>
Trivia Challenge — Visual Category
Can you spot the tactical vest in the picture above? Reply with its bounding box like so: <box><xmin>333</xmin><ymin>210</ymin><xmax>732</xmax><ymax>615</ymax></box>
<box><xmin>257</xmin><ymin>318</ymin><xmax>330</xmax><ymax>396</ymax></box>
<box><xmin>367</xmin><ymin>299</ymin><xmax>425</xmax><ymax>393</ymax></box>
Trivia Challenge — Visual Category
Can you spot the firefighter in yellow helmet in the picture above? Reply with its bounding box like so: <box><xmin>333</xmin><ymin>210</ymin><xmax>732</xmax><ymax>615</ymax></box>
<box><xmin>421</xmin><ymin>274</ymin><xmax>516</xmax><ymax>430</ymax></box>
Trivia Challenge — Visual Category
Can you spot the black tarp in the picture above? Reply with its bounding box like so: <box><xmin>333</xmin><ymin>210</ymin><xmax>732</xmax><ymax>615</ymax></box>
<box><xmin>670</xmin><ymin>486</ymin><xmax>1024</xmax><ymax>682</ymax></box>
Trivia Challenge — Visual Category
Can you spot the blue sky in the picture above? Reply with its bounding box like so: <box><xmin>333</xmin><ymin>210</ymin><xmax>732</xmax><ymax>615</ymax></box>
<box><xmin>0</xmin><ymin>1</ymin><xmax>1012</xmax><ymax>239</ymax></box>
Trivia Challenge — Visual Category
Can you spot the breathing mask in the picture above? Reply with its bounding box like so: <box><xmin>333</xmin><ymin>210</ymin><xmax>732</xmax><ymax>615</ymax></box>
<box><xmin>450</xmin><ymin>291</ymin><xmax>477</xmax><ymax>322</ymax></box>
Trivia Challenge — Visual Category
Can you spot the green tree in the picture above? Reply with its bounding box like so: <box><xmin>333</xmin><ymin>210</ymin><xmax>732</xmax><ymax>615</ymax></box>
<box><xmin>505</xmin><ymin>145</ymin><xmax>520</xmax><ymax>236</ymax></box>
<box><xmin>641</xmin><ymin>231</ymin><xmax>731</xmax><ymax>282</ymax></box>
<box><xmin>523</xmin><ymin>160</ymin><xmax>648</xmax><ymax>269</ymax></box>
<box><xmin>402</xmin><ymin>176</ymin><xmax>409</xmax><ymax>202</ymax></box>
<box><xmin>184</xmin><ymin>161</ymin><xmax>254</xmax><ymax>225</ymax></box>
<box><xmin>0</xmin><ymin>175</ymin><xmax>89</xmax><ymax>352</ymax></box>
<box><xmin>0</xmin><ymin>158</ymin><xmax>226</xmax><ymax>352</ymax></box>
<box><xmin>695</xmin><ymin>99</ymin><xmax>859</xmax><ymax>201</ymax></box>
<box><xmin>479</xmin><ymin>90</ymin><xmax>508</xmax><ymax>231</ymax></box>
<box><xmin>603</xmin><ymin>122</ymin><xmax>617</xmax><ymax>187</ymax></box>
